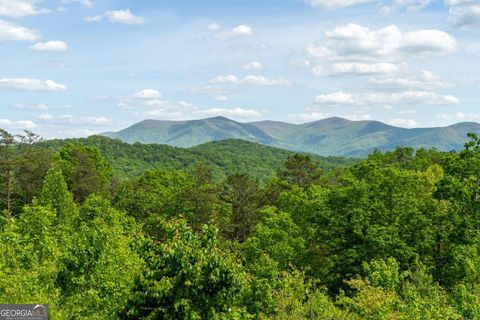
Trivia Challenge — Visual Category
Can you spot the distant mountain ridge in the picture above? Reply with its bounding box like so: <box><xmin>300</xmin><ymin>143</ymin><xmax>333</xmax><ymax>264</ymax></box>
<box><xmin>101</xmin><ymin>116</ymin><xmax>480</xmax><ymax>157</ymax></box>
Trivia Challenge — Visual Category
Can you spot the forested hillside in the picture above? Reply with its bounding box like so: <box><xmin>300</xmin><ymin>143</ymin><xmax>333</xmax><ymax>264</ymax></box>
<box><xmin>41</xmin><ymin>135</ymin><xmax>354</xmax><ymax>181</ymax></box>
<box><xmin>2</xmin><ymin>128</ymin><xmax>480</xmax><ymax>319</ymax></box>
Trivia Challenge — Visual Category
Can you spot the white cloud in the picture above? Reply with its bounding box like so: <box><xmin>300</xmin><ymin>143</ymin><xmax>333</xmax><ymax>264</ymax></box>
<box><xmin>381</xmin><ymin>0</ymin><xmax>435</xmax><ymax>14</ymax></box>
<box><xmin>86</xmin><ymin>9</ymin><xmax>145</xmax><ymax>25</ymax></box>
<box><xmin>13</xmin><ymin>103</ymin><xmax>49</xmax><ymax>110</ymax></box>
<box><xmin>38</xmin><ymin>114</ymin><xmax>110</xmax><ymax>125</ymax></box>
<box><xmin>400</xmin><ymin>29</ymin><xmax>457</xmax><ymax>56</ymax></box>
<box><xmin>347</xmin><ymin>113</ymin><xmax>373</xmax><ymax>121</ymax></box>
<box><xmin>438</xmin><ymin>112</ymin><xmax>480</xmax><ymax>121</ymax></box>
<box><xmin>195</xmin><ymin>107</ymin><xmax>263</xmax><ymax>118</ymax></box>
<box><xmin>314</xmin><ymin>62</ymin><xmax>399</xmax><ymax>76</ymax></box>
<box><xmin>0</xmin><ymin>20</ymin><xmax>39</xmax><ymax>42</ymax></box>
<box><xmin>243</xmin><ymin>61</ymin><xmax>263</xmax><ymax>70</ymax></box>
<box><xmin>210</xmin><ymin>75</ymin><xmax>291</xmax><ymax>86</ymax></box>
<box><xmin>368</xmin><ymin>70</ymin><xmax>452</xmax><ymax>91</ymax></box>
<box><xmin>307</xmin><ymin>0</ymin><xmax>373</xmax><ymax>9</ymax></box>
<box><xmin>214</xmin><ymin>95</ymin><xmax>229</xmax><ymax>101</ymax></box>
<box><xmin>0</xmin><ymin>78</ymin><xmax>67</xmax><ymax>92</ymax></box>
<box><xmin>446</xmin><ymin>0</ymin><xmax>480</xmax><ymax>28</ymax></box>
<box><xmin>314</xmin><ymin>91</ymin><xmax>460</xmax><ymax>106</ymax></box>
<box><xmin>29</xmin><ymin>41</ymin><xmax>68</xmax><ymax>52</ymax></box>
<box><xmin>306</xmin><ymin>23</ymin><xmax>457</xmax><ymax>79</ymax></box>
<box><xmin>0</xmin><ymin>0</ymin><xmax>49</xmax><ymax>17</ymax></box>
<box><xmin>315</xmin><ymin>92</ymin><xmax>356</xmax><ymax>104</ymax></box>
<box><xmin>388</xmin><ymin>118</ymin><xmax>419</xmax><ymax>127</ymax></box>
<box><xmin>106</xmin><ymin>9</ymin><xmax>145</xmax><ymax>25</ymax></box>
<box><xmin>0</xmin><ymin>118</ymin><xmax>36</xmax><ymax>129</ymax></box>
<box><xmin>84</xmin><ymin>15</ymin><xmax>102</xmax><ymax>22</ymax></box>
<box><xmin>127</xmin><ymin>91</ymin><xmax>263</xmax><ymax>121</ymax></box>
<box><xmin>320</xmin><ymin>23</ymin><xmax>457</xmax><ymax>60</ymax></box>
<box><xmin>214</xmin><ymin>24</ymin><xmax>253</xmax><ymax>40</ymax></box>
<box><xmin>133</xmin><ymin>89</ymin><xmax>162</xmax><ymax>99</ymax></box>
<box><xmin>398</xmin><ymin>110</ymin><xmax>416</xmax><ymax>115</ymax></box>
<box><xmin>291</xmin><ymin>112</ymin><xmax>331</xmax><ymax>122</ymax></box>
<box><xmin>187</xmin><ymin>86</ymin><xmax>228</xmax><ymax>95</ymax></box>
<box><xmin>307</xmin><ymin>24</ymin><xmax>456</xmax><ymax>68</ymax></box>
<box><xmin>208</xmin><ymin>22</ymin><xmax>221</xmax><ymax>31</ymax></box>
<box><xmin>61</xmin><ymin>0</ymin><xmax>93</xmax><ymax>8</ymax></box>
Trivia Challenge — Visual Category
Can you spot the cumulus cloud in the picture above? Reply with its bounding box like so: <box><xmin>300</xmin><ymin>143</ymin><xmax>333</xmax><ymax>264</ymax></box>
<box><xmin>314</xmin><ymin>91</ymin><xmax>460</xmax><ymax>106</ymax></box>
<box><xmin>314</xmin><ymin>62</ymin><xmax>399</xmax><ymax>76</ymax></box>
<box><xmin>0</xmin><ymin>78</ymin><xmax>67</xmax><ymax>92</ymax></box>
<box><xmin>133</xmin><ymin>89</ymin><xmax>162</xmax><ymax>99</ymax></box>
<box><xmin>0</xmin><ymin>0</ymin><xmax>49</xmax><ymax>17</ymax></box>
<box><xmin>29</xmin><ymin>41</ymin><xmax>68</xmax><ymax>52</ymax></box>
<box><xmin>243</xmin><ymin>61</ymin><xmax>263</xmax><ymax>70</ymax></box>
<box><xmin>307</xmin><ymin>0</ymin><xmax>373</xmax><ymax>9</ymax></box>
<box><xmin>126</xmin><ymin>90</ymin><xmax>264</xmax><ymax>121</ymax></box>
<box><xmin>86</xmin><ymin>9</ymin><xmax>145</xmax><ymax>25</ymax></box>
<box><xmin>446</xmin><ymin>0</ymin><xmax>480</xmax><ymax>28</ymax></box>
<box><xmin>315</xmin><ymin>23</ymin><xmax>456</xmax><ymax>61</ymax></box>
<box><xmin>210</xmin><ymin>75</ymin><xmax>291</xmax><ymax>86</ymax></box>
<box><xmin>368</xmin><ymin>70</ymin><xmax>453</xmax><ymax>91</ymax></box>
<box><xmin>315</xmin><ymin>91</ymin><xmax>356</xmax><ymax>105</ymax></box>
<box><xmin>307</xmin><ymin>23</ymin><xmax>457</xmax><ymax>78</ymax></box>
<box><xmin>213</xmin><ymin>24</ymin><xmax>253</xmax><ymax>40</ymax></box>
<box><xmin>0</xmin><ymin>118</ymin><xmax>36</xmax><ymax>129</ymax></box>
<box><xmin>0</xmin><ymin>20</ymin><xmax>39</xmax><ymax>42</ymax></box>
<box><xmin>208</xmin><ymin>22</ymin><xmax>221</xmax><ymax>31</ymax></box>
<box><xmin>143</xmin><ymin>102</ymin><xmax>263</xmax><ymax>121</ymax></box>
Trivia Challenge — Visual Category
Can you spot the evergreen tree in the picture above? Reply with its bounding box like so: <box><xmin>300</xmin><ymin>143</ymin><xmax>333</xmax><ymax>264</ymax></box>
<box><xmin>278</xmin><ymin>154</ymin><xmax>322</xmax><ymax>188</ymax></box>
<box><xmin>222</xmin><ymin>173</ymin><xmax>261</xmax><ymax>242</ymax></box>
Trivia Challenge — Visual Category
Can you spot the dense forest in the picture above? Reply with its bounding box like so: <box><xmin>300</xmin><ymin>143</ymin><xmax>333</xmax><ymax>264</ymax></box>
<box><xmin>40</xmin><ymin>136</ymin><xmax>355</xmax><ymax>180</ymax></box>
<box><xmin>2</xmin><ymin>128</ymin><xmax>480</xmax><ymax>319</ymax></box>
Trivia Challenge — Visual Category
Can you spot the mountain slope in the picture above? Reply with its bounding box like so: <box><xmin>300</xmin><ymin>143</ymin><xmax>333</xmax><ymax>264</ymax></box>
<box><xmin>41</xmin><ymin>136</ymin><xmax>354</xmax><ymax>181</ymax></box>
<box><xmin>102</xmin><ymin>117</ymin><xmax>480</xmax><ymax>157</ymax></box>
<box><xmin>103</xmin><ymin>116</ymin><xmax>277</xmax><ymax>147</ymax></box>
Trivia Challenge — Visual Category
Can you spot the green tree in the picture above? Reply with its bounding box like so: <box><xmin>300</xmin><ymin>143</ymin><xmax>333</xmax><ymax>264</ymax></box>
<box><xmin>0</xmin><ymin>129</ymin><xmax>18</xmax><ymax>218</ymax></box>
<box><xmin>222</xmin><ymin>173</ymin><xmax>261</xmax><ymax>242</ymax></box>
<box><xmin>278</xmin><ymin>154</ymin><xmax>322</xmax><ymax>188</ymax></box>
<box><xmin>121</xmin><ymin>219</ymin><xmax>250</xmax><ymax>319</ymax></box>
<box><xmin>40</xmin><ymin>166</ymin><xmax>77</xmax><ymax>225</ymax></box>
<box><xmin>16</xmin><ymin>131</ymin><xmax>53</xmax><ymax>205</ymax></box>
<box><xmin>183</xmin><ymin>163</ymin><xmax>222</xmax><ymax>231</ymax></box>
<box><xmin>244</xmin><ymin>207</ymin><xmax>307</xmax><ymax>275</ymax></box>
<box><xmin>59</xmin><ymin>143</ymin><xmax>113</xmax><ymax>202</ymax></box>
<box><xmin>56</xmin><ymin>195</ymin><xmax>141</xmax><ymax>319</ymax></box>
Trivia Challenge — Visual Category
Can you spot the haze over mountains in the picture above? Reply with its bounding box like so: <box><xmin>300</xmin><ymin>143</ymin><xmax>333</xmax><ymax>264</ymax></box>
<box><xmin>102</xmin><ymin>116</ymin><xmax>480</xmax><ymax>157</ymax></box>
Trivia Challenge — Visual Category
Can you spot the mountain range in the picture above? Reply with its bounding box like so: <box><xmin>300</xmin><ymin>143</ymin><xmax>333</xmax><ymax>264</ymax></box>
<box><xmin>101</xmin><ymin>116</ymin><xmax>480</xmax><ymax>157</ymax></box>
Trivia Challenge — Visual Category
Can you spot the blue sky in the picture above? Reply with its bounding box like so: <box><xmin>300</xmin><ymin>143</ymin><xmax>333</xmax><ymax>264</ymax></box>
<box><xmin>0</xmin><ymin>0</ymin><xmax>479</xmax><ymax>137</ymax></box>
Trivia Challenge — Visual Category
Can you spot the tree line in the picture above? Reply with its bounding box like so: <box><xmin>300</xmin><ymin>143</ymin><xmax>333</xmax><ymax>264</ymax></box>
<box><xmin>1</xmin><ymin>128</ymin><xmax>480</xmax><ymax>319</ymax></box>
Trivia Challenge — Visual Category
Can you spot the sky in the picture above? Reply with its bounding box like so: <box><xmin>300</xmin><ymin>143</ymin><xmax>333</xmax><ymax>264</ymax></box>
<box><xmin>0</xmin><ymin>0</ymin><xmax>479</xmax><ymax>138</ymax></box>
